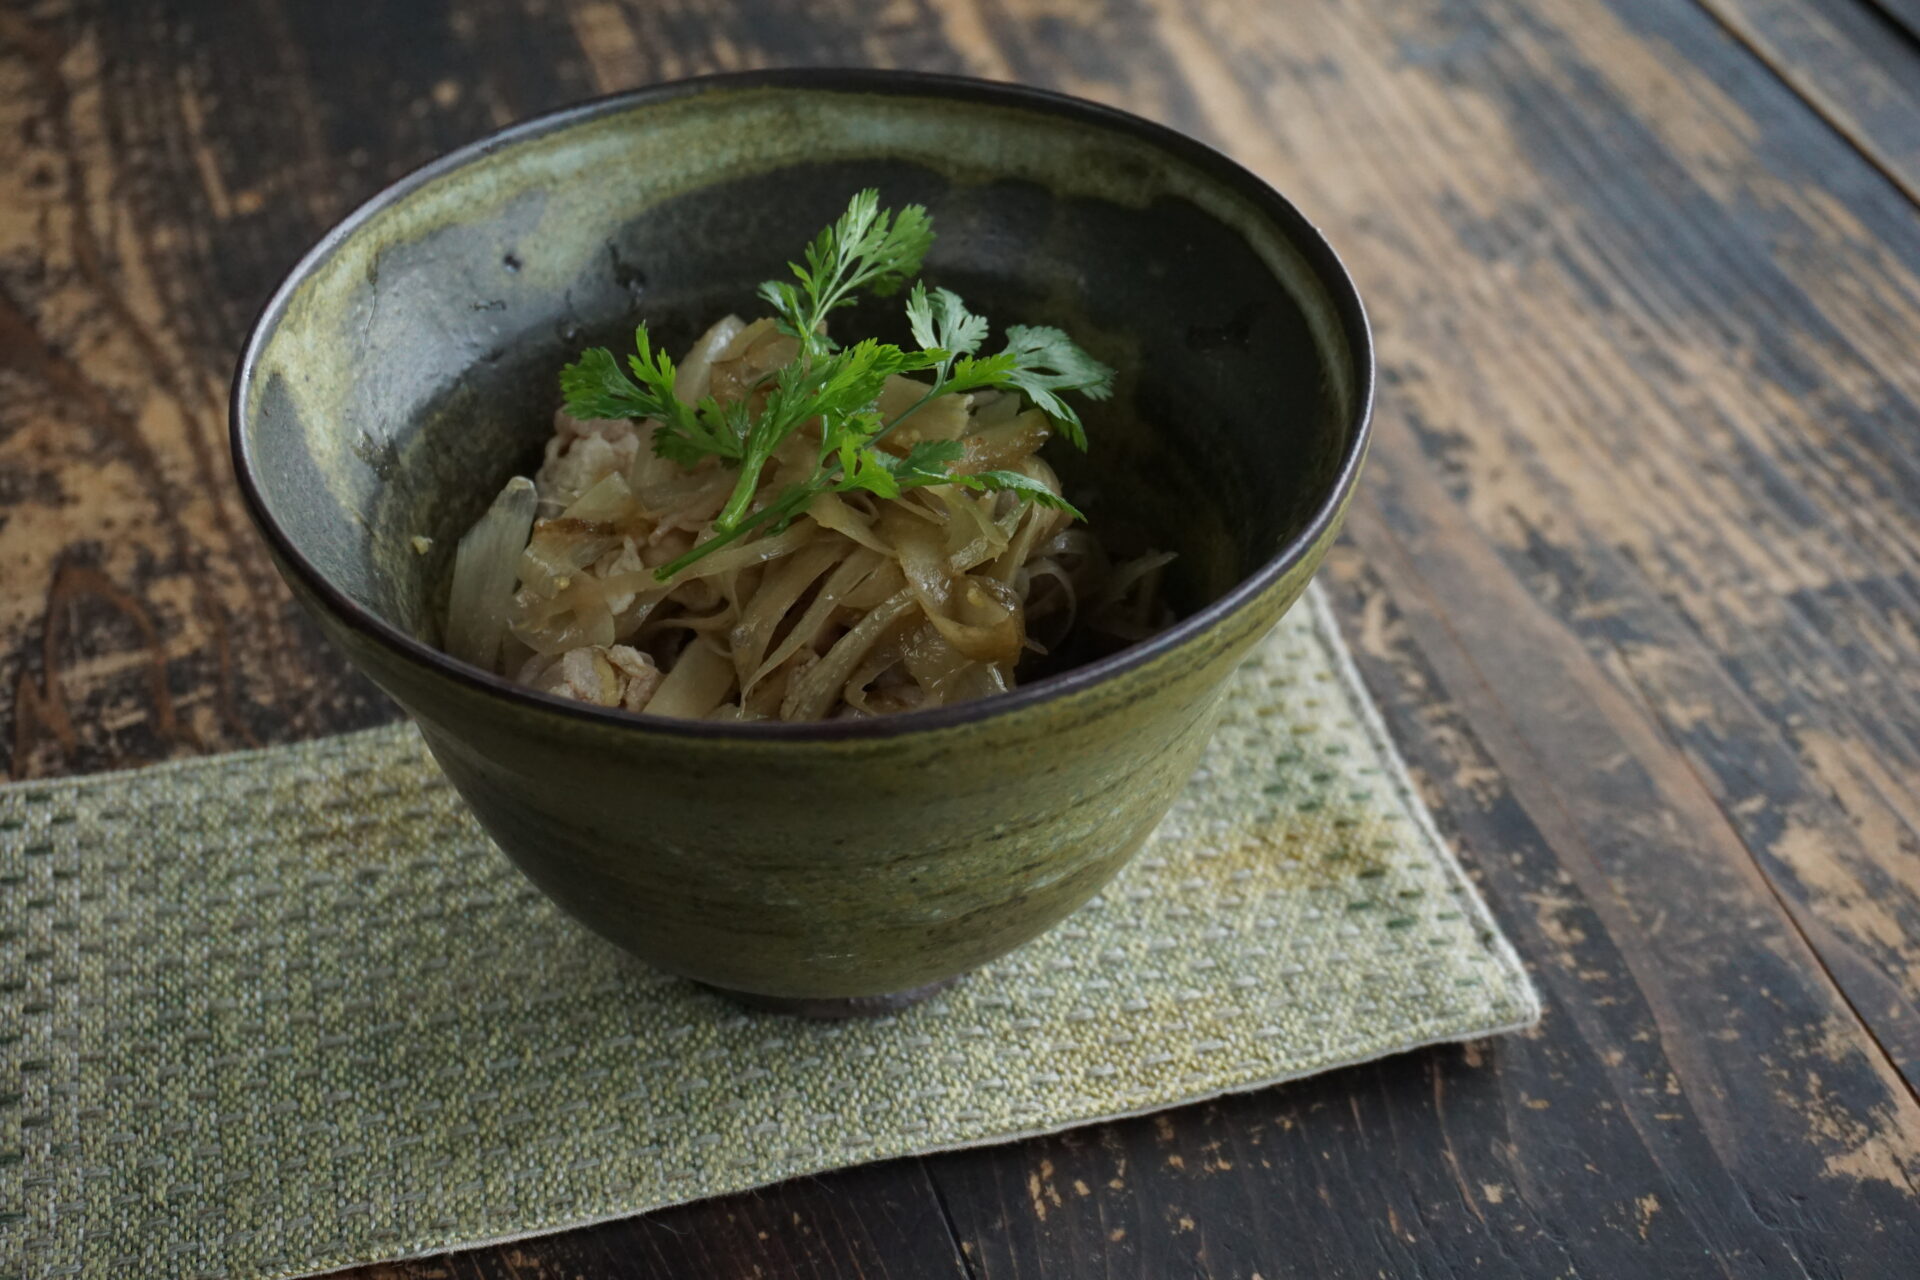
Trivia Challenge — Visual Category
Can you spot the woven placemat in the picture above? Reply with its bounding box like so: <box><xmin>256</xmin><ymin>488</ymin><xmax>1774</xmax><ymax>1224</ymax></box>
<box><xmin>0</xmin><ymin>588</ymin><xmax>1537</xmax><ymax>1280</ymax></box>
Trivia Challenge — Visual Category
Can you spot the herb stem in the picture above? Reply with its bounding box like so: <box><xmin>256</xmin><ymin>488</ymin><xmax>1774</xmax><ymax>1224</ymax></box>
<box><xmin>653</xmin><ymin>485</ymin><xmax>814</xmax><ymax>582</ymax></box>
<box><xmin>650</xmin><ymin>386</ymin><xmax>945</xmax><ymax>582</ymax></box>
<box><xmin>715</xmin><ymin>447</ymin><xmax>771</xmax><ymax>532</ymax></box>
<box><xmin>868</xmin><ymin>387</ymin><xmax>942</xmax><ymax>450</ymax></box>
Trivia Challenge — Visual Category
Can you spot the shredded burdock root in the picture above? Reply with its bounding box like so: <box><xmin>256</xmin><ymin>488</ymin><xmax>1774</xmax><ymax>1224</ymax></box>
<box><xmin>443</xmin><ymin>192</ymin><xmax>1174</xmax><ymax>721</ymax></box>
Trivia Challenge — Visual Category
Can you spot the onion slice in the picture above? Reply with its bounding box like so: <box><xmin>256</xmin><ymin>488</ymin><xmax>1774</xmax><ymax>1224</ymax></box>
<box><xmin>641</xmin><ymin>638</ymin><xmax>735</xmax><ymax>718</ymax></box>
<box><xmin>445</xmin><ymin>476</ymin><xmax>537</xmax><ymax>671</ymax></box>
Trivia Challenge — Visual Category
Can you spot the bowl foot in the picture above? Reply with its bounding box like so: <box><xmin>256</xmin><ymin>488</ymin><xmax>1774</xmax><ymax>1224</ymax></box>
<box><xmin>698</xmin><ymin>976</ymin><xmax>961</xmax><ymax>1018</ymax></box>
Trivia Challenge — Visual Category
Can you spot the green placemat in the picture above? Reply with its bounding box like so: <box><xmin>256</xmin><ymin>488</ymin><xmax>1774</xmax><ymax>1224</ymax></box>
<box><xmin>0</xmin><ymin>588</ymin><xmax>1537</xmax><ymax>1280</ymax></box>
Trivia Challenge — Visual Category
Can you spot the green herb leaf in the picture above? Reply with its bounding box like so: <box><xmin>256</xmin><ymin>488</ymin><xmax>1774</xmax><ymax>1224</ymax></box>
<box><xmin>986</xmin><ymin>325</ymin><xmax>1114</xmax><ymax>449</ymax></box>
<box><xmin>889</xmin><ymin>438</ymin><xmax>967</xmax><ymax>484</ymax></box>
<box><xmin>559</xmin><ymin>329</ymin><xmax>747</xmax><ymax>467</ymax></box>
<box><xmin>835</xmin><ymin>437</ymin><xmax>967</xmax><ymax>501</ymax></box>
<box><xmin>759</xmin><ymin>189</ymin><xmax>934</xmax><ymax>355</ymax></box>
<box><xmin>558</xmin><ymin>345</ymin><xmax>665</xmax><ymax>423</ymax></box>
<box><xmin>954</xmin><ymin>468</ymin><xmax>1087</xmax><ymax>518</ymax></box>
<box><xmin>834</xmin><ymin>448</ymin><xmax>903</xmax><ymax>500</ymax></box>
<box><xmin>906</xmin><ymin>283</ymin><xmax>990</xmax><ymax>381</ymax></box>
<box><xmin>915</xmin><ymin>302</ymin><xmax>1113</xmax><ymax>450</ymax></box>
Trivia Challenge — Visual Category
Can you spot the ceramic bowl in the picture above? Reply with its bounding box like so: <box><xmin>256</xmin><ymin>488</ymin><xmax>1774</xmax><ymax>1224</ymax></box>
<box><xmin>231</xmin><ymin>70</ymin><xmax>1373</xmax><ymax>1013</ymax></box>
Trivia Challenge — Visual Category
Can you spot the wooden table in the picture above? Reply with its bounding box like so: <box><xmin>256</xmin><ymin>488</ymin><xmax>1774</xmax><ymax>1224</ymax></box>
<box><xmin>6</xmin><ymin>0</ymin><xmax>1920</xmax><ymax>1274</ymax></box>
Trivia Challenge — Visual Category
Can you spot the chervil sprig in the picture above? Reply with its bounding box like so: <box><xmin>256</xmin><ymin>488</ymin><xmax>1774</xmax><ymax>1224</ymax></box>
<box><xmin>904</xmin><ymin>283</ymin><xmax>990</xmax><ymax>383</ymax></box>
<box><xmin>902</xmin><ymin>287</ymin><xmax>1113</xmax><ymax>448</ymax></box>
<box><xmin>558</xmin><ymin>192</ymin><xmax>1112</xmax><ymax>581</ymax></box>
<box><xmin>829</xmin><ymin>431</ymin><xmax>1082</xmax><ymax>516</ymax></box>
<box><xmin>758</xmin><ymin>189</ymin><xmax>934</xmax><ymax>358</ymax></box>
<box><xmin>972</xmin><ymin>324</ymin><xmax>1114</xmax><ymax>449</ymax></box>
<box><xmin>713</xmin><ymin>339</ymin><xmax>936</xmax><ymax>530</ymax></box>
<box><xmin>558</xmin><ymin>332</ymin><xmax>749</xmax><ymax>466</ymax></box>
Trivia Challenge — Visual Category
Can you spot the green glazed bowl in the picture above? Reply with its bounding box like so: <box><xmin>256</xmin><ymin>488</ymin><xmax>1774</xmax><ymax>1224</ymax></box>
<box><xmin>231</xmin><ymin>70</ymin><xmax>1373</xmax><ymax>1013</ymax></box>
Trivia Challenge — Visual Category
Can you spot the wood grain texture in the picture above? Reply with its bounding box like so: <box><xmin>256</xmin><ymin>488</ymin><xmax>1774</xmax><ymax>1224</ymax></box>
<box><xmin>1865</xmin><ymin>0</ymin><xmax>1920</xmax><ymax>43</ymax></box>
<box><xmin>1700</xmin><ymin>0</ymin><xmax>1920</xmax><ymax>205</ymax></box>
<box><xmin>1146</xmin><ymin>0</ymin><xmax>1920</xmax><ymax>1096</ymax></box>
<box><xmin>347</xmin><ymin>1160</ymin><xmax>972</xmax><ymax>1280</ymax></box>
<box><xmin>4</xmin><ymin>0</ymin><xmax>1920</xmax><ymax>1275</ymax></box>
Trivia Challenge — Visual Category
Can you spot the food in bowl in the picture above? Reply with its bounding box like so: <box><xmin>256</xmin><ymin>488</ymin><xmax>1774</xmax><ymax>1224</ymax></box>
<box><xmin>443</xmin><ymin>191</ymin><xmax>1174</xmax><ymax>721</ymax></box>
<box><xmin>231</xmin><ymin>71</ymin><xmax>1372</xmax><ymax>1007</ymax></box>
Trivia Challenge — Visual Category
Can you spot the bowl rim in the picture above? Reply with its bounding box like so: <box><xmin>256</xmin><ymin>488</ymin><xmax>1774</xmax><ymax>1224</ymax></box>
<box><xmin>230</xmin><ymin>67</ymin><xmax>1375</xmax><ymax>742</ymax></box>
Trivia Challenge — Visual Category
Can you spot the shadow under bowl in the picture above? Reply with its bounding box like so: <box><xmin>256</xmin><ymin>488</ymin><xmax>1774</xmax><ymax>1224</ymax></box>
<box><xmin>231</xmin><ymin>70</ymin><xmax>1373</xmax><ymax>1012</ymax></box>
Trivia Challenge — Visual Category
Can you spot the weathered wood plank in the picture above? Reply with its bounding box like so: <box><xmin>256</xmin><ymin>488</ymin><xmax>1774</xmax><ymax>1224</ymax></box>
<box><xmin>1104</xmin><ymin>0</ymin><xmax>1920</xmax><ymax>1085</ymax></box>
<box><xmin>0</xmin><ymin>3</ymin><xmax>396</xmax><ymax>777</ymax></box>
<box><xmin>7</xmin><ymin>0</ymin><xmax>1920</xmax><ymax>1276</ymax></box>
<box><xmin>349</xmin><ymin>1159</ymin><xmax>970</xmax><ymax>1279</ymax></box>
<box><xmin>1865</xmin><ymin>0</ymin><xmax>1920</xmax><ymax>47</ymax></box>
<box><xmin>1697</xmin><ymin>0</ymin><xmax>1920</xmax><ymax>206</ymax></box>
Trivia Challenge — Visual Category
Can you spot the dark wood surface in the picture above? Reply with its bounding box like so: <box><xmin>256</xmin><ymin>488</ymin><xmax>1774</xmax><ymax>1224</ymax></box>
<box><xmin>5</xmin><ymin>0</ymin><xmax>1920</xmax><ymax>1275</ymax></box>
